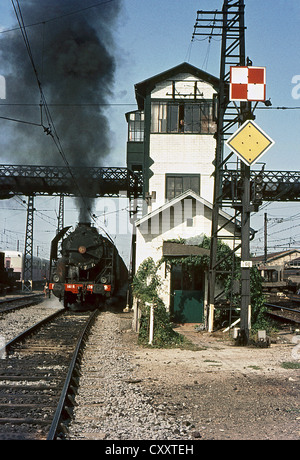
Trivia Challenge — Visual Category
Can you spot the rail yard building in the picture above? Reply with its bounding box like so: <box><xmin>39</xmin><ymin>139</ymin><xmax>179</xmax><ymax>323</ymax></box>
<box><xmin>252</xmin><ymin>250</ymin><xmax>300</xmax><ymax>291</ymax></box>
<box><xmin>126</xmin><ymin>63</ymin><xmax>240</xmax><ymax>324</ymax></box>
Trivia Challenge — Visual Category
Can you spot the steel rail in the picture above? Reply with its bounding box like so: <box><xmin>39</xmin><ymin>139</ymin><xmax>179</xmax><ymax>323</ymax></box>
<box><xmin>47</xmin><ymin>309</ymin><xmax>99</xmax><ymax>440</ymax></box>
<box><xmin>0</xmin><ymin>309</ymin><xmax>64</xmax><ymax>356</ymax></box>
<box><xmin>0</xmin><ymin>293</ymin><xmax>43</xmax><ymax>305</ymax></box>
<box><xmin>0</xmin><ymin>294</ymin><xmax>44</xmax><ymax>313</ymax></box>
<box><xmin>265</xmin><ymin>303</ymin><xmax>300</xmax><ymax>314</ymax></box>
<box><xmin>265</xmin><ymin>303</ymin><xmax>300</xmax><ymax>324</ymax></box>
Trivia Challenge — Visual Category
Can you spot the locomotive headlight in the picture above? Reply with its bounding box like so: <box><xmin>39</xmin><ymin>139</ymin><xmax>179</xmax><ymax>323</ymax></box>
<box><xmin>100</xmin><ymin>276</ymin><xmax>108</xmax><ymax>284</ymax></box>
<box><xmin>78</xmin><ymin>246</ymin><xmax>86</xmax><ymax>254</ymax></box>
<box><xmin>53</xmin><ymin>274</ymin><xmax>60</xmax><ymax>283</ymax></box>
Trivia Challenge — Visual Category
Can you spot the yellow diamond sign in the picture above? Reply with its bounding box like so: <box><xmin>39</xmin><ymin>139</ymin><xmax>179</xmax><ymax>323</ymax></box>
<box><xmin>225</xmin><ymin>120</ymin><xmax>275</xmax><ymax>166</ymax></box>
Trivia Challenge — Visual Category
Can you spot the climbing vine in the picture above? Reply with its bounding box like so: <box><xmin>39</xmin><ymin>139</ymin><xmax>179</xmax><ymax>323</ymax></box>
<box><xmin>224</xmin><ymin>266</ymin><xmax>272</xmax><ymax>332</ymax></box>
<box><xmin>160</xmin><ymin>235</ymin><xmax>235</xmax><ymax>283</ymax></box>
<box><xmin>161</xmin><ymin>236</ymin><xmax>270</xmax><ymax>331</ymax></box>
<box><xmin>133</xmin><ymin>237</ymin><xmax>271</xmax><ymax>339</ymax></box>
<box><xmin>132</xmin><ymin>257</ymin><xmax>184</xmax><ymax>347</ymax></box>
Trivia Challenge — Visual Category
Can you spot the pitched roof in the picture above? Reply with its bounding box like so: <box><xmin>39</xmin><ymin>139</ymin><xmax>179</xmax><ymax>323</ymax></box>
<box><xmin>134</xmin><ymin>62</ymin><xmax>220</xmax><ymax>110</ymax></box>
<box><xmin>135</xmin><ymin>189</ymin><xmax>239</xmax><ymax>229</ymax></box>
<box><xmin>252</xmin><ymin>249</ymin><xmax>300</xmax><ymax>264</ymax></box>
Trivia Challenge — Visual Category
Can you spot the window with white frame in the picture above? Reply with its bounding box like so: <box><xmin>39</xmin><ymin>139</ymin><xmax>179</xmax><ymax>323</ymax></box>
<box><xmin>151</xmin><ymin>101</ymin><xmax>216</xmax><ymax>134</ymax></box>
<box><xmin>128</xmin><ymin>111</ymin><xmax>144</xmax><ymax>142</ymax></box>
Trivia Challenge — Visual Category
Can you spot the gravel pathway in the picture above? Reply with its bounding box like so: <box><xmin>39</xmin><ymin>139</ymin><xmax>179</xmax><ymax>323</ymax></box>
<box><xmin>68</xmin><ymin>311</ymin><xmax>193</xmax><ymax>440</ymax></box>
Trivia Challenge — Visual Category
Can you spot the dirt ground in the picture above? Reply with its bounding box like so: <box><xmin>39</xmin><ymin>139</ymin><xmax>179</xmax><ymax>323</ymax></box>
<box><xmin>120</xmin><ymin>319</ymin><xmax>300</xmax><ymax>440</ymax></box>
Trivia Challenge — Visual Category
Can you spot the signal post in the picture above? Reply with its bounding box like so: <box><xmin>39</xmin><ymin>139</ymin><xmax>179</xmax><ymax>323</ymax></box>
<box><xmin>226</xmin><ymin>73</ymin><xmax>275</xmax><ymax>343</ymax></box>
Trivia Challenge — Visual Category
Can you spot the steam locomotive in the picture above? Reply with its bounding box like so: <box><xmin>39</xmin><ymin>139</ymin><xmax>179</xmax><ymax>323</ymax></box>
<box><xmin>49</xmin><ymin>222</ymin><xmax>128</xmax><ymax>309</ymax></box>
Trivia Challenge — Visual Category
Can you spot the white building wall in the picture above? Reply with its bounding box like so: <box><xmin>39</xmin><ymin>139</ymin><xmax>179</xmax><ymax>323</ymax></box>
<box><xmin>151</xmin><ymin>73</ymin><xmax>216</xmax><ymax>100</ymax></box>
<box><xmin>149</xmin><ymin>134</ymin><xmax>215</xmax><ymax>208</ymax></box>
<box><xmin>135</xmin><ymin>200</ymin><xmax>239</xmax><ymax>311</ymax></box>
<box><xmin>147</xmin><ymin>72</ymin><xmax>217</xmax><ymax>210</ymax></box>
<box><xmin>132</xmin><ymin>67</ymin><xmax>230</xmax><ymax>318</ymax></box>
<box><xmin>136</xmin><ymin>215</ymin><xmax>208</xmax><ymax>310</ymax></box>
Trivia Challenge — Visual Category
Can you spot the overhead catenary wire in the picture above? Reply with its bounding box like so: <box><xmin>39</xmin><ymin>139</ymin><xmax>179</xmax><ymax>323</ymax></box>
<box><xmin>2</xmin><ymin>0</ymin><xmax>116</xmax><ymax>35</ymax></box>
<box><xmin>10</xmin><ymin>0</ymin><xmax>100</xmax><ymax>225</ymax></box>
<box><xmin>0</xmin><ymin>103</ymin><xmax>137</xmax><ymax>107</ymax></box>
<box><xmin>251</xmin><ymin>204</ymin><xmax>300</xmax><ymax>255</ymax></box>
<box><xmin>257</xmin><ymin>106</ymin><xmax>300</xmax><ymax>110</ymax></box>
<box><xmin>0</xmin><ymin>115</ymin><xmax>42</xmax><ymax>127</ymax></box>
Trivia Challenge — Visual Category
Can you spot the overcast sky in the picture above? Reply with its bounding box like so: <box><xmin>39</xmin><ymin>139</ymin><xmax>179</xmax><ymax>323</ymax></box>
<box><xmin>0</xmin><ymin>0</ymin><xmax>300</xmax><ymax>261</ymax></box>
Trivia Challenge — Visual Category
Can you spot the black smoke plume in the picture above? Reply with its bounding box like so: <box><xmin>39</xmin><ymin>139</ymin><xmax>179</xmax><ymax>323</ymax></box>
<box><xmin>0</xmin><ymin>0</ymin><xmax>122</xmax><ymax>221</ymax></box>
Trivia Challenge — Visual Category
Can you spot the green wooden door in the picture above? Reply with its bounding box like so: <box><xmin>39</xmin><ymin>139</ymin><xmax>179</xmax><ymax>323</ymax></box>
<box><xmin>173</xmin><ymin>290</ymin><xmax>204</xmax><ymax>323</ymax></box>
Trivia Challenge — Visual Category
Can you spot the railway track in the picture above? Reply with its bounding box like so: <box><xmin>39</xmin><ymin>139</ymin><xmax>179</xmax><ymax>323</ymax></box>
<box><xmin>0</xmin><ymin>308</ymin><xmax>98</xmax><ymax>440</ymax></box>
<box><xmin>265</xmin><ymin>303</ymin><xmax>300</xmax><ymax>325</ymax></box>
<box><xmin>0</xmin><ymin>293</ymin><xmax>44</xmax><ymax>313</ymax></box>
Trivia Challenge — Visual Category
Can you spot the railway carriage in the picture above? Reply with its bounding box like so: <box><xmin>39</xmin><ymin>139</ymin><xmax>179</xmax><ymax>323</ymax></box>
<box><xmin>260</xmin><ymin>263</ymin><xmax>300</xmax><ymax>293</ymax></box>
<box><xmin>1</xmin><ymin>250</ymin><xmax>49</xmax><ymax>291</ymax></box>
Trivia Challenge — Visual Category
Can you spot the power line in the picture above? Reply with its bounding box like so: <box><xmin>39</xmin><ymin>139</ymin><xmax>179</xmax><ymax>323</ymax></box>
<box><xmin>257</xmin><ymin>106</ymin><xmax>300</xmax><ymax>110</ymax></box>
<box><xmin>3</xmin><ymin>103</ymin><xmax>300</xmax><ymax>111</ymax></box>
<box><xmin>0</xmin><ymin>103</ymin><xmax>136</xmax><ymax>107</ymax></box>
<box><xmin>2</xmin><ymin>0</ymin><xmax>116</xmax><ymax>34</ymax></box>
<box><xmin>0</xmin><ymin>115</ymin><xmax>42</xmax><ymax>127</ymax></box>
<box><xmin>10</xmin><ymin>0</ymin><xmax>99</xmax><ymax>224</ymax></box>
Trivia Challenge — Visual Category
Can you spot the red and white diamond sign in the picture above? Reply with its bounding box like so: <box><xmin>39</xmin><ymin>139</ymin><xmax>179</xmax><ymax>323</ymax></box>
<box><xmin>230</xmin><ymin>66</ymin><xmax>266</xmax><ymax>102</ymax></box>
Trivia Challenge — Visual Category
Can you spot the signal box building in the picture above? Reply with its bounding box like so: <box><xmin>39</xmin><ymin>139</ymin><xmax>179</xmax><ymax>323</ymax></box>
<box><xmin>126</xmin><ymin>62</ymin><xmax>219</xmax><ymax>208</ymax></box>
<box><xmin>126</xmin><ymin>62</ymin><xmax>240</xmax><ymax>324</ymax></box>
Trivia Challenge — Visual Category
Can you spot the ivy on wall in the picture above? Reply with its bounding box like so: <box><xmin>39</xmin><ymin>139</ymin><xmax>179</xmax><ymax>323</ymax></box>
<box><xmin>132</xmin><ymin>257</ymin><xmax>184</xmax><ymax>347</ymax></box>
<box><xmin>133</xmin><ymin>236</ymin><xmax>271</xmax><ymax>340</ymax></box>
<box><xmin>160</xmin><ymin>235</ymin><xmax>234</xmax><ymax>283</ymax></box>
<box><xmin>161</xmin><ymin>236</ymin><xmax>269</xmax><ymax>332</ymax></box>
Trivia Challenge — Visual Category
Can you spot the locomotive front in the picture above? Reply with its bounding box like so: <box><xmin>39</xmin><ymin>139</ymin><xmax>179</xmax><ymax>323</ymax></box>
<box><xmin>50</xmin><ymin>223</ymin><xmax>114</xmax><ymax>308</ymax></box>
<box><xmin>62</xmin><ymin>222</ymin><xmax>104</xmax><ymax>271</ymax></box>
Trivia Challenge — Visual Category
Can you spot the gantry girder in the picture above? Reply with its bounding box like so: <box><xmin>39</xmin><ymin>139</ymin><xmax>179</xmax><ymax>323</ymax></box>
<box><xmin>222</xmin><ymin>169</ymin><xmax>300</xmax><ymax>204</ymax></box>
<box><xmin>0</xmin><ymin>164</ymin><xmax>143</xmax><ymax>293</ymax></box>
<box><xmin>22</xmin><ymin>195</ymin><xmax>34</xmax><ymax>293</ymax></box>
<box><xmin>0</xmin><ymin>164</ymin><xmax>143</xmax><ymax>200</ymax></box>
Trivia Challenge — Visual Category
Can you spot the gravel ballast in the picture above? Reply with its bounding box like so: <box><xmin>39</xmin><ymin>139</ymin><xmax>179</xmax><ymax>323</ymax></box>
<box><xmin>0</xmin><ymin>298</ymin><xmax>63</xmax><ymax>345</ymax></box>
<box><xmin>68</xmin><ymin>311</ymin><xmax>193</xmax><ymax>440</ymax></box>
<box><xmin>68</xmin><ymin>311</ymin><xmax>300</xmax><ymax>441</ymax></box>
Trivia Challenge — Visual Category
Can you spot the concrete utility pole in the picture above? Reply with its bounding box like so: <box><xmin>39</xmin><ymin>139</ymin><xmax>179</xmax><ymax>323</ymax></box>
<box><xmin>238</xmin><ymin>0</ymin><xmax>252</xmax><ymax>339</ymax></box>
<box><xmin>232</xmin><ymin>5</ymin><xmax>252</xmax><ymax>345</ymax></box>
